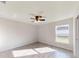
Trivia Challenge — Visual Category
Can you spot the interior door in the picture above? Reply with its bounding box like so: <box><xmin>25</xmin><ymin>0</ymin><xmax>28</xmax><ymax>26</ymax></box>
<box><xmin>75</xmin><ymin>15</ymin><xmax>79</xmax><ymax>57</ymax></box>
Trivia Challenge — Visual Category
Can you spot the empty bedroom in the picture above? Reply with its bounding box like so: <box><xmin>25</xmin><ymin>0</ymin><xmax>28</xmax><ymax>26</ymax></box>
<box><xmin>0</xmin><ymin>0</ymin><xmax>79</xmax><ymax>58</ymax></box>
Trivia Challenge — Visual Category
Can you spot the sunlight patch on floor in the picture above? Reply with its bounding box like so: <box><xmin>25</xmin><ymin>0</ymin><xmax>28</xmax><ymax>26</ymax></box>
<box><xmin>35</xmin><ymin>47</ymin><xmax>56</xmax><ymax>53</ymax></box>
<box><xmin>12</xmin><ymin>47</ymin><xmax>57</xmax><ymax>57</ymax></box>
<box><xmin>12</xmin><ymin>49</ymin><xmax>38</xmax><ymax>57</ymax></box>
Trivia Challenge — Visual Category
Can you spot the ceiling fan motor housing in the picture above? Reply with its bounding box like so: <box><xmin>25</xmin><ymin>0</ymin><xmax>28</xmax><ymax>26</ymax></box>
<box><xmin>35</xmin><ymin>16</ymin><xmax>42</xmax><ymax>21</ymax></box>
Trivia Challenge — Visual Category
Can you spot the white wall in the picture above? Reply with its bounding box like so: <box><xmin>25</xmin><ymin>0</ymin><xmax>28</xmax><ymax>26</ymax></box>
<box><xmin>38</xmin><ymin>18</ymin><xmax>73</xmax><ymax>50</ymax></box>
<box><xmin>0</xmin><ymin>17</ymin><xmax>73</xmax><ymax>52</ymax></box>
<box><xmin>0</xmin><ymin>18</ymin><xmax>37</xmax><ymax>52</ymax></box>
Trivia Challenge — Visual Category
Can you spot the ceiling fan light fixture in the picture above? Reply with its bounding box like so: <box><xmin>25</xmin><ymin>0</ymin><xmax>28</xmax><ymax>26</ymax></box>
<box><xmin>30</xmin><ymin>12</ymin><xmax>45</xmax><ymax>23</ymax></box>
<box><xmin>34</xmin><ymin>20</ymin><xmax>38</xmax><ymax>23</ymax></box>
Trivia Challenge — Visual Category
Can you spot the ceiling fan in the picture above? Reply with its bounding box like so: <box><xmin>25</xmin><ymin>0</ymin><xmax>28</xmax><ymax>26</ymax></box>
<box><xmin>30</xmin><ymin>11</ymin><xmax>45</xmax><ymax>23</ymax></box>
<box><xmin>30</xmin><ymin>15</ymin><xmax>45</xmax><ymax>22</ymax></box>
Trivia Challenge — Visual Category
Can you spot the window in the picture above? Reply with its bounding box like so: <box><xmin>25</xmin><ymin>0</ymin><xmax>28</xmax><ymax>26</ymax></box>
<box><xmin>55</xmin><ymin>24</ymin><xmax>69</xmax><ymax>44</ymax></box>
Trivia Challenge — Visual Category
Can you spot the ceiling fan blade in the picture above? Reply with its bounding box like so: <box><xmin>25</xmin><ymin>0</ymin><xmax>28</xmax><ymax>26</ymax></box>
<box><xmin>39</xmin><ymin>19</ymin><xmax>45</xmax><ymax>21</ymax></box>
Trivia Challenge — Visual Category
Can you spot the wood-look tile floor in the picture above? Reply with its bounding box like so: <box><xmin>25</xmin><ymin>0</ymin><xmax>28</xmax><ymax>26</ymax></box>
<box><xmin>0</xmin><ymin>42</ymin><xmax>74</xmax><ymax>58</ymax></box>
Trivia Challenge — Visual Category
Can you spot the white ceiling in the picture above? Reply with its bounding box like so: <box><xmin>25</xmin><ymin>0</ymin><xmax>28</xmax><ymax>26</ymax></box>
<box><xmin>0</xmin><ymin>1</ymin><xmax>79</xmax><ymax>24</ymax></box>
